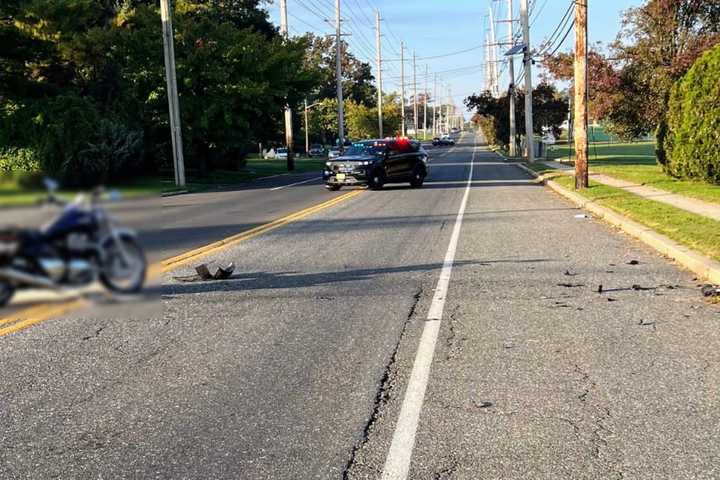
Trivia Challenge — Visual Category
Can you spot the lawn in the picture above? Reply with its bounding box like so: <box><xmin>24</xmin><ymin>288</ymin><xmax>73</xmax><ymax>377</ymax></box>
<box><xmin>181</xmin><ymin>156</ymin><xmax>327</xmax><ymax>192</ymax></box>
<box><xmin>546</xmin><ymin>141</ymin><xmax>720</xmax><ymax>205</ymax></box>
<box><xmin>553</xmin><ymin>175</ymin><xmax>720</xmax><ymax>262</ymax></box>
<box><xmin>0</xmin><ymin>157</ymin><xmax>327</xmax><ymax>207</ymax></box>
<box><xmin>0</xmin><ymin>176</ymin><xmax>164</xmax><ymax>208</ymax></box>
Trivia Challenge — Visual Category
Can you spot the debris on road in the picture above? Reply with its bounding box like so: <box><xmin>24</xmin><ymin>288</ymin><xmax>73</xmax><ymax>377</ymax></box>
<box><xmin>174</xmin><ymin>262</ymin><xmax>236</xmax><ymax>282</ymax></box>
<box><xmin>701</xmin><ymin>284</ymin><xmax>719</xmax><ymax>298</ymax></box>
<box><xmin>627</xmin><ymin>260</ymin><xmax>640</xmax><ymax>265</ymax></box>
<box><xmin>632</xmin><ymin>284</ymin><xmax>656</xmax><ymax>291</ymax></box>
<box><xmin>574</xmin><ymin>214</ymin><xmax>589</xmax><ymax>219</ymax></box>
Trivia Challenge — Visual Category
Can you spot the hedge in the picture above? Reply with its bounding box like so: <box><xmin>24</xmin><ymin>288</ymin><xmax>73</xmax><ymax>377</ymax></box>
<box><xmin>663</xmin><ymin>43</ymin><xmax>720</xmax><ymax>184</ymax></box>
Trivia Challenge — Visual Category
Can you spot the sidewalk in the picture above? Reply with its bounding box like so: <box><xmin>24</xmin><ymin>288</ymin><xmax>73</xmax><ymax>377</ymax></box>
<box><xmin>542</xmin><ymin>160</ymin><xmax>720</xmax><ymax>222</ymax></box>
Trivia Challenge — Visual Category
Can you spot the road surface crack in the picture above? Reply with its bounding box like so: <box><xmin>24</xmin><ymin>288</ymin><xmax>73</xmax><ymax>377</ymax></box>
<box><xmin>342</xmin><ymin>287</ymin><xmax>423</xmax><ymax>479</ymax></box>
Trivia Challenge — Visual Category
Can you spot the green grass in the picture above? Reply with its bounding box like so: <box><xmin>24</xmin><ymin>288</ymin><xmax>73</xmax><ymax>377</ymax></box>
<box><xmin>182</xmin><ymin>157</ymin><xmax>327</xmax><ymax>192</ymax></box>
<box><xmin>545</xmin><ymin>141</ymin><xmax>720</xmax><ymax>205</ymax></box>
<box><xmin>0</xmin><ymin>176</ymin><xmax>164</xmax><ymax>207</ymax></box>
<box><xmin>554</xmin><ymin>176</ymin><xmax>720</xmax><ymax>262</ymax></box>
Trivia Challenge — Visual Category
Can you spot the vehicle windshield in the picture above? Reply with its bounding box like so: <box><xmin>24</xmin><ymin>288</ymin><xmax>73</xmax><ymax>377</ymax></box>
<box><xmin>342</xmin><ymin>143</ymin><xmax>385</xmax><ymax>157</ymax></box>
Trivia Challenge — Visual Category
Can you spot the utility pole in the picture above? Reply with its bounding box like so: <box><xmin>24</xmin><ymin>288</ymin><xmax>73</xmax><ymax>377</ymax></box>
<box><xmin>279</xmin><ymin>0</ymin><xmax>295</xmax><ymax>169</ymax></box>
<box><xmin>335</xmin><ymin>0</ymin><xmax>345</xmax><ymax>150</ymax></box>
<box><xmin>400</xmin><ymin>41</ymin><xmax>406</xmax><ymax>136</ymax></box>
<box><xmin>489</xmin><ymin>5</ymin><xmax>498</xmax><ymax>97</ymax></box>
<box><xmin>423</xmin><ymin>65</ymin><xmax>428</xmax><ymax>137</ymax></box>
<box><xmin>520</xmin><ymin>0</ymin><xmax>534</xmax><ymax>162</ymax></box>
<box><xmin>413</xmin><ymin>51</ymin><xmax>418</xmax><ymax>136</ymax></box>
<box><xmin>433</xmin><ymin>74</ymin><xmax>438</xmax><ymax>137</ymax></box>
<box><xmin>574</xmin><ymin>0</ymin><xmax>589</xmax><ymax>188</ymax></box>
<box><xmin>375</xmin><ymin>10</ymin><xmax>383</xmax><ymax>138</ymax></box>
<box><xmin>304</xmin><ymin>98</ymin><xmax>310</xmax><ymax>155</ymax></box>
<box><xmin>160</xmin><ymin>0</ymin><xmax>185</xmax><ymax>187</ymax></box>
<box><xmin>507</xmin><ymin>0</ymin><xmax>517</xmax><ymax>157</ymax></box>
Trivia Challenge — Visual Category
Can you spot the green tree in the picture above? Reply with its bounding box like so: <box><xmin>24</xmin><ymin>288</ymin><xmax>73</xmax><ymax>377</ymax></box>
<box><xmin>465</xmin><ymin>83</ymin><xmax>568</xmax><ymax>148</ymax></box>
<box><xmin>303</xmin><ymin>33</ymin><xmax>377</xmax><ymax>107</ymax></box>
<box><xmin>0</xmin><ymin>0</ymin><xmax>321</xmax><ymax>184</ymax></box>
<box><xmin>663</xmin><ymin>44</ymin><xmax>720</xmax><ymax>184</ymax></box>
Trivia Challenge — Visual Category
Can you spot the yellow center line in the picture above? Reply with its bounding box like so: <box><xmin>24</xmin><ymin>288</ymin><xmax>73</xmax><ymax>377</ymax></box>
<box><xmin>0</xmin><ymin>189</ymin><xmax>363</xmax><ymax>338</ymax></box>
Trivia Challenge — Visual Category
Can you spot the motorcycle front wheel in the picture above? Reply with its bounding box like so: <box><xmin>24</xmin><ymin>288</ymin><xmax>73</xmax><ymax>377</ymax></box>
<box><xmin>99</xmin><ymin>234</ymin><xmax>147</xmax><ymax>294</ymax></box>
<box><xmin>0</xmin><ymin>281</ymin><xmax>15</xmax><ymax>307</ymax></box>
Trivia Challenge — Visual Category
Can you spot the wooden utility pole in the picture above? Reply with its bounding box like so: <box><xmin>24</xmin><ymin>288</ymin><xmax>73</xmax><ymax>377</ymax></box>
<box><xmin>335</xmin><ymin>0</ymin><xmax>345</xmax><ymax>150</ymax></box>
<box><xmin>520</xmin><ymin>0</ymin><xmax>534</xmax><ymax>162</ymax></box>
<box><xmin>423</xmin><ymin>65</ymin><xmax>428</xmax><ymax>136</ymax></box>
<box><xmin>400</xmin><ymin>41</ymin><xmax>406</xmax><ymax>136</ymax></box>
<box><xmin>160</xmin><ymin>0</ymin><xmax>185</xmax><ymax>187</ymax></box>
<box><xmin>574</xmin><ymin>0</ymin><xmax>589</xmax><ymax>188</ymax></box>
<box><xmin>279</xmin><ymin>0</ymin><xmax>295</xmax><ymax>168</ymax></box>
<box><xmin>304</xmin><ymin>99</ymin><xmax>310</xmax><ymax>155</ymax></box>
<box><xmin>433</xmin><ymin>74</ymin><xmax>438</xmax><ymax>137</ymax></box>
<box><xmin>507</xmin><ymin>0</ymin><xmax>517</xmax><ymax>157</ymax></box>
<box><xmin>413</xmin><ymin>51</ymin><xmax>418</xmax><ymax>136</ymax></box>
<box><xmin>376</xmin><ymin>10</ymin><xmax>383</xmax><ymax>138</ymax></box>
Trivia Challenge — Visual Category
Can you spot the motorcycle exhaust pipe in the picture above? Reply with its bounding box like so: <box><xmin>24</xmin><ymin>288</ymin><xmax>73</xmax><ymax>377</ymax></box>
<box><xmin>0</xmin><ymin>268</ymin><xmax>58</xmax><ymax>289</ymax></box>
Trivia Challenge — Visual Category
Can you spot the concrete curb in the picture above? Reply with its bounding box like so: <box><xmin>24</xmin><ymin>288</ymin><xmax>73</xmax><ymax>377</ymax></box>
<box><xmin>514</xmin><ymin>162</ymin><xmax>720</xmax><ymax>285</ymax></box>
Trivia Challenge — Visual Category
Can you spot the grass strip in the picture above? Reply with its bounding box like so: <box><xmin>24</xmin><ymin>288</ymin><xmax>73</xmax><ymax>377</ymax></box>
<box><xmin>553</xmin><ymin>176</ymin><xmax>720</xmax><ymax>262</ymax></box>
<box><xmin>546</xmin><ymin>141</ymin><xmax>720</xmax><ymax>205</ymax></box>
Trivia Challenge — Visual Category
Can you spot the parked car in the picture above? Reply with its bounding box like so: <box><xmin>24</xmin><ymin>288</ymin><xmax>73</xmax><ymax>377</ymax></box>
<box><xmin>308</xmin><ymin>144</ymin><xmax>326</xmax><ymax>157</ymax></box>
<box><xmin>275</xmin><ymin>148</ymin><xmax>288</xmax><ymax>160</ymax></box>
<box><xmin>323</xmin><ymin>138</ymin><xmax>428</xmax><ymax>191</ymax></box>
<box><xmin>432</xmin><ymin>136</ymin><xmax>455</xmax><ymax>146</ymax></box>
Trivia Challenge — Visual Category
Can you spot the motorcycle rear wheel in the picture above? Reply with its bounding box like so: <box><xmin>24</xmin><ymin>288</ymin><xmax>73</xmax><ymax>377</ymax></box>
<box><xmin>99</xmin><ymin>235</ymin><xmax>147</xmax><ymax>294</ymax></box>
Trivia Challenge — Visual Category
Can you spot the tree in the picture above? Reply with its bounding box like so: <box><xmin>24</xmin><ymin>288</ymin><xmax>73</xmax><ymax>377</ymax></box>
<box><xmin>663</xmin><ymin>43</ymin><xmax>720</xmax><ymax>184</ymax></box>
<box><xmin>541</xmin><ymin>47</ymin><xmax>620</xmax><ymax>123</ymax></box>
<box><xmin>465</xmin><ymin>82</ymin><xmax>568</xmax><ymax>148</ymax></box>
<box><xmin>303</xmin><ymin>33</ymin><xmax>377</xmax><ymax>107</ymax></box>
<box><xmin>307</xmin><ymin>93</ymin><xmax>402</xmax><ymax>143</ymax></box>
<box><xmin>614</xmin><ymin>0</ymin><xmax>720</xmax><ymax>133</ymax></box>
<box><xmin>0</xmin><ymin>0</ymin><xmax>321</xmax><ymax>184</ymax></box>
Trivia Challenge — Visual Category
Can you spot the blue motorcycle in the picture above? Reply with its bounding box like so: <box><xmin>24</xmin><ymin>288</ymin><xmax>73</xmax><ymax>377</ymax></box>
<box><xmin>0</xmin><ymin>179</ymin><xmax>147</xmax><ymax>307</ymax></box>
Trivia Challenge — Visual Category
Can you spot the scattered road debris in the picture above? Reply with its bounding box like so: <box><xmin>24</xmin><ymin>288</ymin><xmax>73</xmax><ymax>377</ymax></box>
<box><xmin>701</xmin><ymin>284</ymin><xmax>720</xmax><ymax>298</ymax></box>
<box><xmin>557</xmin><ymin>283</ymin><xmax>586</xmax><ymax>288</ymax></box>
<box><xmin>473</xmin><ymin>399</ymin><xmax>494</xmax><ymax>409</ymax></box>
<box><xmin>174</xmin><ymin>262</ymin><xmax>236</xmax><ymax>282</ymax></box>
<box><xmin>574</xmin><ymin>214</ymin><xmax>589</xmax><ymax>219</ymax></box>
<box><xmin>632</xmin><ymin>284</ymin><xmax>656</xmax><ymax>291</ymax></box>
<box><xmin>597</xmin><ymin>285</ymin><xmax>603</xmax><ymax>293</ymax></box>
<box><xmin>627</xmin><ymin>260</ymin><xmax>640</xmax><ymax>265</ymax></box>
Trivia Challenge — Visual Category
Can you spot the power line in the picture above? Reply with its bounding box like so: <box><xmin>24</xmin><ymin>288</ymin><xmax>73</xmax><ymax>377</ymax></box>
<box><xmin>383</xmin><ymin>43</ymin><xmax>487</xmax><ymax>63</ymax></box>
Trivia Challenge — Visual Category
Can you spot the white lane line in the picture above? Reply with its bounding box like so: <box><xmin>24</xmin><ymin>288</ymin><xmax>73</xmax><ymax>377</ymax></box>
<box><xmin>381</xmin><ymin>137</ymin><xmax>477</xmax><ymax>480</ymax></box>
<box><xmin>269</xmin><ymin>176</ymin><xmax>322</xmax><ymax>191</ymax></box>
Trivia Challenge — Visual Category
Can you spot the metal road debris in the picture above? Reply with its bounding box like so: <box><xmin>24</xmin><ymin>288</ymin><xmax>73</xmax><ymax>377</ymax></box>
<box><xmin>701</xmin><ymin>284</ymin><xmax>720</xmax><ymax>298</ymax></box>
<box><xmin>174</xmin><ymin>262</ymin><xmax>236</xmax><ymax>282</ymax></box>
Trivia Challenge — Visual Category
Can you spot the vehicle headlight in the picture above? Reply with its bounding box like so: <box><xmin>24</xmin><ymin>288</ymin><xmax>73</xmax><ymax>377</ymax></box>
<box><xmin>325</xmin><ymin>162</ymin><xmax>332</xmax><ymax>167</ymax></box>
<box><xmin>361</xmin><ymin>161</ymin><xmax>374</xmax><ymax>166</ymax></box>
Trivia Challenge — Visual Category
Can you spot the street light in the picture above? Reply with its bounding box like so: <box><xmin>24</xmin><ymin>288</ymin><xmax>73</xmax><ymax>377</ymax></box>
<box><xmin>304</xmin><ymin>99</ymin><xmax>321</xmax><ymax>155</ymax></box>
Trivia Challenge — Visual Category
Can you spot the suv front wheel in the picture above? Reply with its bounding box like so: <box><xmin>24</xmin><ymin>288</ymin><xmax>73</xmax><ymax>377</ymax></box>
<box><xmin>368</xmin><ymin>169</ymin><xmax>385</xmax><ymax>190</ymax></box>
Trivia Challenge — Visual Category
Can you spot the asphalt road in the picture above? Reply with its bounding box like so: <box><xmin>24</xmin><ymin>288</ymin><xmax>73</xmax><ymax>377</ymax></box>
<box><xmin>1</xmin><ymin>132</ymin><xmax>718</xmax><ymax>479</ymax></box>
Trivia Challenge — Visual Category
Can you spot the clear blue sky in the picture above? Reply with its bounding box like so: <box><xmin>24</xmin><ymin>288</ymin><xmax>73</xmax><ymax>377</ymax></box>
<box><xmin>267</xmin><ymin>0</ymin><xmax>643</xmax><ymax>118</ymax></box>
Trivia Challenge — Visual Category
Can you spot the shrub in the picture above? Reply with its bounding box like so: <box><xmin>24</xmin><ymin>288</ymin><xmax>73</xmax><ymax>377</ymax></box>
<box><xmin>663</xmin><ymin>44</ymin><xmax>720</xmax><ymax>184</ymax></box>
